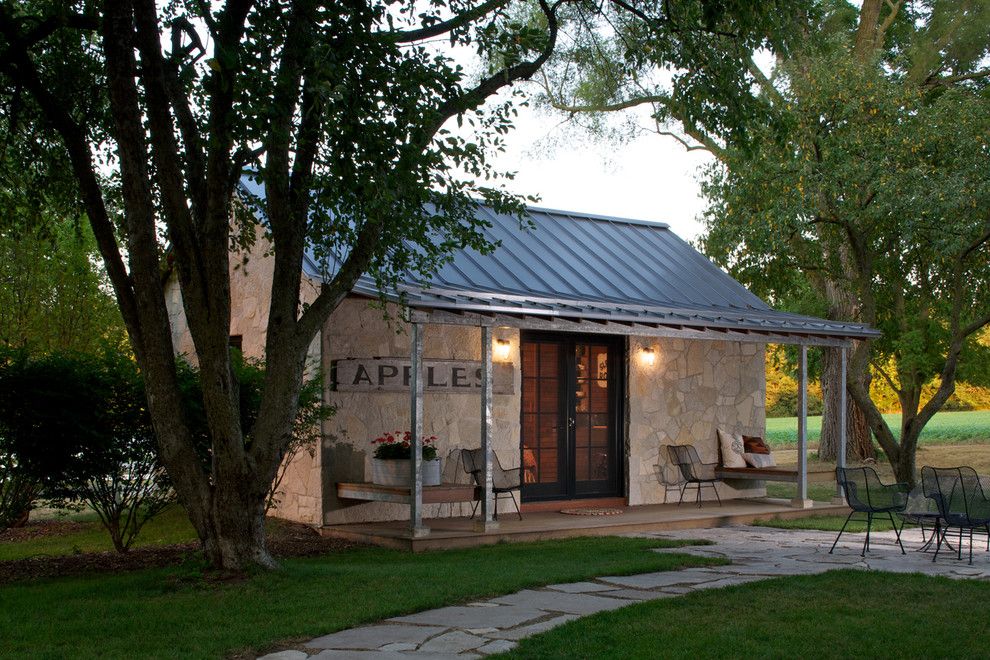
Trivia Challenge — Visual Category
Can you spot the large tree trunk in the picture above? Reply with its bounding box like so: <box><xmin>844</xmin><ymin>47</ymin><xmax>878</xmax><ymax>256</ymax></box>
<box><xmin>202</xmin><ymin>478</ymin><xmax>277</xmax><ymax>570</ymax></box>
<box><xmin>818</xmin><ymin>347</ymin><xmax>876</xmax><ymax>462</ymax></box>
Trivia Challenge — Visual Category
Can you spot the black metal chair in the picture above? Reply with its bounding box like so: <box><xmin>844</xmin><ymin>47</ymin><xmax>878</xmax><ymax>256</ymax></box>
<box><xmin>830</xmin><ymin>466</ymin><xmax>909</xmax><ymax>556</ymax></box>
<box><xmin>438</xmin><ymin>449</ymin><xmax>475</xmax><ymax>518</ymax></box>
<box><xmin>922</xmin><ymin>466</ymin><xmax>990</xmax><ymax>564</ymax></box>
<box><xmin>666</xmin><ymin>445</ymin><xmax>721</xmax><ymax>507</ymax></box>
<box><xmin>463</xmin><ymin>448</ymin><xmax>523</xmax><ymax>520</ymax></box>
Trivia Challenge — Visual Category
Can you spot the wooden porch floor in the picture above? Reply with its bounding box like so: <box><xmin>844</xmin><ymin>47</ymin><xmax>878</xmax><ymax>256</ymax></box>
<box><xmin>320</xmin><ymin>498</ymin><xmax>850</xmax><ymax>551</ymax></box>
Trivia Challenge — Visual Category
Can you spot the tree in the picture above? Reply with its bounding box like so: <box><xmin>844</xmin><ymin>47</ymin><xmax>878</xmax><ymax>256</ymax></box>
<box><xmin>0</xmin><ymin>0</ymin><xmax>786</xmax><ymax>569</ymax></box>
<box><xmin>699</xmin><ymin>9</ymin><xmax>990</xmax><ymax>484</ymax></box>
<box><xmin>538</xmin><ymin>0</ymin><xmax>990</xmax><ymax>475</ymax></box>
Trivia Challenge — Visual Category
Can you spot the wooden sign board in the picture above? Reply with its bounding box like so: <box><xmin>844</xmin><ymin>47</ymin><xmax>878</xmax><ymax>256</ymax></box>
<box><xmin>332</xmin><ymin>358</ymin><xmax>514</xmax><ymax>394</ymax></box>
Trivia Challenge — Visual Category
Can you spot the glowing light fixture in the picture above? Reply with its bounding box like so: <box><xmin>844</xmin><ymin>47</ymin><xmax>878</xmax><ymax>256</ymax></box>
<box><xmin>642</xmin><ymin>346</ymin><xmax>657</xmax><ymax>367</ymax></box>
<box><xmin>495</xmin><ymin>338</ymin><xmax>511</xmax><ymax>362</ymax></box>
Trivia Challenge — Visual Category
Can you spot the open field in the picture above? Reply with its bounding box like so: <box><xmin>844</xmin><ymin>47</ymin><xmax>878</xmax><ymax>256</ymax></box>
<box><xmin>0</xmin><ymin>537</ymin><xmax>718</xmax><ymax>659</ymax></box>
<box><xmin>765</xmin><ymin>409</ymin><xmax>990</xmax><ymax>448</ymax></box>
<box><xmin>505</xmin><ymin>570</ymin><xmax>990</xmax><ymax>659</ymax></box>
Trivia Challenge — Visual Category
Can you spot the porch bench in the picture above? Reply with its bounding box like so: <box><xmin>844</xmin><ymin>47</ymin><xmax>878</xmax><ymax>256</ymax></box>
<box><xmin>714</xmin><ymin>466</ymin><xmax>834</xmax><ymax>483</ymax></box>
<box><xmin>336</xmin><ymin>481</ymin><xmax>480</xmax><ymax>505</ymax></box>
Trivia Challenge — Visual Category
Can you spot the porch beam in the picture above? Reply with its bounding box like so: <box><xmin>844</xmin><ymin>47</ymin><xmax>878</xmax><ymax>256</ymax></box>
<box><xmin>475</xmin><ymin>325</ymin><xmax>498</xmax><ymax>531</ymax></box>
<box><xmin>409</xmin><ymin>322</ymin><xmax>430</xmax><ymax>537</ymax></box>
<box><xmin>833</xmin><ymin>346</ymin><xmax>848</xmax><ymax>504</ymax></box>
<box><xmin>408</xmin><ymin>309</ymin><xmax>855</xmax><ymax>348</ymax></box>
<box><xmin>792</xmin><ymin>343</ymin><xmax>813</xmax><ymax>508</ymax></box>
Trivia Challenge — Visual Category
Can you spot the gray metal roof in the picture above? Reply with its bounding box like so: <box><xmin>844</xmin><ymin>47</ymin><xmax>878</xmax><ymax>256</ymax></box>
<box><xmin>240</xmin><ymin>177</ymin><xmax>876</xmax><ymax>341</ymax></box>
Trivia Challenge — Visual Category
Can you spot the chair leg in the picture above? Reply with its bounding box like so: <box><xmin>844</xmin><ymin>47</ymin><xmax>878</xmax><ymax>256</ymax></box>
<box><xmin>470</xmin><ymin>499</ymin><xmax>479</xmax><ymax>519</ymax></box>
<box><xmin>863</xmin><ymin>512</ymin><xmax>873</xmax><ymax>556</ymax></box>
<box><xmin>829</xmin><ymin>510</ymin><xmax>856</xmax><ymax>554</ymax></box>
<box><xmin>969</xmin><ymin>528</ymin><xmax>974</xmax><ymax>565</ymax></box>
<box><xmin>678</xmin><ymin>483</ymin><xmax>687</xmax><ymax>506</ymax></box>
<box><xmin>958</xmin><ymin>527</ymin><xmax>964</xmax><ymax>561</ymax></box>
<box><xmin>933</xmin><ymin>521</ymin><xmax>943</xmax><ymax>562</ymax></box>
<box><xmin>696</xmin><ymin>483</ymin><xmax>702</xmax><ymax>507</ymax></box>
<box><xmin>712</xmin><ymin>482</ymin><xmax>722</xmax><ymax>507</ymax></box>
<box><xmin>888</xmin><ymin>512</ymin><xmax>905</xmax><ymax>554</ymax></box>
<box><xmin>510</xmin><ymin>491</ymin><xmax>522</xmax><ymax>521</ymax></box>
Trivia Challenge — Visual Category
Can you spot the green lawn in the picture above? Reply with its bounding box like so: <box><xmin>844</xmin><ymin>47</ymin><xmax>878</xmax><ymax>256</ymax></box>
<box><xmin>752</xmin><ymin>513</ymin><xmax>897</xmax><ymax>533</ymax></box>
<box><xmin>0</xmin><ymin>505</ymin><xmax>196</xmax><ymax>561</ymax></box>
<box><xmin>765</xmin><ymin>409</ymin><xmax>990</xmax><ymax>448</ymax></box>
<box><xmin>0</xmin><ymin>536</ymin><xmax>721</xmax><ymax>659</ymax></box>
<box><xmin>505</xmin><ymin>570</ymin><xmax>990</xmax><ymax>659</ymax></box>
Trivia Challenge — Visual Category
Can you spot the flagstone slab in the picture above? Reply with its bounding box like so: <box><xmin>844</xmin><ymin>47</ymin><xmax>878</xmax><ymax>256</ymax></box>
<box><xmin>389</xmin><ymin>605</ymin><xmax>545</xmax><ymax>630</ymax></box>
<box><xmin>598</xmin><ymin>569</ymin><xmax>722</xmax><ymax>590</ymax></box>
<box><xmin>490</xmin><ymin>590</ymin><xmax>632</xmax><ymax>615</ymax></box>
<box><xmin>483</xmin><ymin>614</ymin><xmax>578</xmax><ymax>640</ymax></box>
<box><xmin>545</xmin><ymin>581</ymin><xmax>616</xmax><ymax>593</ymax></box>
<box><xmin>417</xmin><ymin>631</ymin><xmax>488</xmax><ymax>654</ymax></box>
<box><xmin>307</xmin><ymin>625</ymin><xmax>446</xmax><ymax>650</ymax></box>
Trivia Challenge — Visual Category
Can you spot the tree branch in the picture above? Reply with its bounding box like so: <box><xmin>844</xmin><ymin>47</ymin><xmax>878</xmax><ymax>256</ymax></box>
<box><xmin>385</xmin><ymin>0</ymin><xmax>509</xmax><ymax>43</ymax></box>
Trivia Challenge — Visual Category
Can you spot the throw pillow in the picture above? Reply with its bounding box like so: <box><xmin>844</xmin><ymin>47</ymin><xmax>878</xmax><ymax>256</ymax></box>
<box><xmin>717</xmin><ymin>428</ymin><xmax>746</xmax><ymax>468</ymax></box>
<box><xmin>742</xmin><ymin>435</ymin><xmax>771</xmax><ymax>455</ymax></box>
<box><xmin>743</xmin><ymin>452</ymin><xmax>777</xmax><ymax>468</ymax></box>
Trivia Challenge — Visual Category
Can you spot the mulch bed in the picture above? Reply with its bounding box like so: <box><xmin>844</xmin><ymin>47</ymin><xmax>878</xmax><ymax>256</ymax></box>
<box><xmin>0</xmin><ymin>519</ymin><xmax>358</xmax><ymax>584</ymax></box>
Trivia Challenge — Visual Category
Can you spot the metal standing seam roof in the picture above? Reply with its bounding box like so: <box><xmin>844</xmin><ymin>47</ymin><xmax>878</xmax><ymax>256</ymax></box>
<box><xmin>239</xmin><ymin>177</ymin><xmax>877</xmax><ymax>340</ymax></box>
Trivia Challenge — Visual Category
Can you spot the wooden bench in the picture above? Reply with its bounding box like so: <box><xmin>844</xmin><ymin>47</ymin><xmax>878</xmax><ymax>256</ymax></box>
<box><xmin>714</xmin><ymin>466</ymin><xmax>834</xmax><ymax>483</ymax></box>
<box><xmin>336</xmin><ymin>482</ymin><xmax>479</xmax><ymax>505</ymax></box>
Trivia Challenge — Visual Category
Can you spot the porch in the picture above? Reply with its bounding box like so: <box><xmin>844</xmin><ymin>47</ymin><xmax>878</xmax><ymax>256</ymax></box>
<box><xmin>321</xmin><ymin>497</ymin><xmax>850</xmax><ymax>552</ymax></box>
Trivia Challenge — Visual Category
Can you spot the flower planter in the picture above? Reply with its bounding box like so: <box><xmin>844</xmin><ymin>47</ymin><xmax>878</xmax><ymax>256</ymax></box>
<box><xmin>371</xmin><ymin>458</ymin><xmax>440</xmax><ymax>487</ymax></box>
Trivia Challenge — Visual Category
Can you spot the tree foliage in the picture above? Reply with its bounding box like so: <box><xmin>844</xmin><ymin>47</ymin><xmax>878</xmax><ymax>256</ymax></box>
<box><xmin>699</xmin><ymin>3</ymin><xmax>990</xmax><ymax>482</ymax></box>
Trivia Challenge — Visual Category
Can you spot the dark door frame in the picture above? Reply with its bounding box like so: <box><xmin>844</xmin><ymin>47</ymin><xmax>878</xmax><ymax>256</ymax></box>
<box><xmin>519</xmin><ymin>330</ymin><xmax>626</xmax><ymax>502</ymax></box>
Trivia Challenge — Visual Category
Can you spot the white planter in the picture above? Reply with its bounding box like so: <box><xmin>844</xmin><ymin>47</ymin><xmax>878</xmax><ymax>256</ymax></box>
<box><xmin>371</xmin><ymin>458</ymin><xmax>440</xmax><ymax>487</ymax></box>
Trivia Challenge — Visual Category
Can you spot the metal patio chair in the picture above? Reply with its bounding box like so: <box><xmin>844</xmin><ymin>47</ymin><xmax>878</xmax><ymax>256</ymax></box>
<box><xmin>463</xmin><ymin>448</ymin><xmax>523</xmax><ymax>520</ymax></box>
<box><xmin>830</xmin><ymin>466</ymin><xmax>908</xmax><ymax>556</ymax></box>
<box><xmin>438</xmin><ymin>449</ymin><xmax>475</xmax><ymax>518</ymax></box>
<box><xmin>922</xmin><ymin>466</ymin><xmax>990</xmax><ymax>564</ymax></box>
<box><xmin>655</xmin><ymin>445</ymin><xmax>686</xmax><ymax>504</ymax></box>
<box><xmin>666</xmin><ymin>445</ymin><xmax>721</xmax><ymax>507</ymax></box>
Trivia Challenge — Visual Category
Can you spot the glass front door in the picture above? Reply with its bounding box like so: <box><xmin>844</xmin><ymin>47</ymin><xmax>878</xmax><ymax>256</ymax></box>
<box><xmin>521</xmin><ymin>333</ymin><xmax>623</xmax><ymax>501</ymax></box>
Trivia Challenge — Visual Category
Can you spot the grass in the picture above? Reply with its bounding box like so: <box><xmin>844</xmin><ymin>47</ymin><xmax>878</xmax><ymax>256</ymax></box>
<box><xmin>0</xmin><ymin>536</ymin><xmax>721</xmax><ymax>659</ymax></box>
<box><xmin>505</xmin><ymin>570</ymin><xmax>990</xmax><ymax>659</ymax></box>
<box><xmin>765</xmin><ymin>409</ymin><xmax>990</xmax><ymax>448</ymax></box>
<box><xmin>0</xmin><ymin>505</ymin><xmax>196</xmax><ymax>561</ymax></box>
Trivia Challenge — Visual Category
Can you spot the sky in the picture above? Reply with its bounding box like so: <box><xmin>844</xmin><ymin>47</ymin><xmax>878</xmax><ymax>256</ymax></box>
<box><xmin>489</xmin><ymin>109</ymin><xmax>716</xmax><ymax>240</ymax></box>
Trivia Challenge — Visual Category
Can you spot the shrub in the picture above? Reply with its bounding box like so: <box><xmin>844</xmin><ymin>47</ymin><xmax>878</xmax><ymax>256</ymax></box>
<box><xmin>0</xmin><ymin>349</ymin><xmax>171</xmax><ymax>549</ymax></box>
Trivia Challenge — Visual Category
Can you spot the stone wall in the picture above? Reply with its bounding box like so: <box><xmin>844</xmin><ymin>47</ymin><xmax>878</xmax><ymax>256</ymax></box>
<box><xmin>321</xmin><ymin>298</ymin><xmax>521</xmax><ymax>524</ymax></box>
<box><xmin>627</xmin><ymin>336</ymin><xmax>767</xmax><ymax>504</ymax></box>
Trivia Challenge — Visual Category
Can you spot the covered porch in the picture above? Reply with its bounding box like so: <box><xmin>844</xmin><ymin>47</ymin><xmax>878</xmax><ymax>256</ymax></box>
<box><xmin>325</xmin><ymin>292</ymin><xmax>874</xmax><ymax>545</ymax></box>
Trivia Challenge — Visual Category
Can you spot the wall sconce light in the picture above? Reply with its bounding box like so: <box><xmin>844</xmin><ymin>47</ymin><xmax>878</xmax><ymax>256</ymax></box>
<box><xmin>642</xmin><ymin>346</ymin><xmax>657</xmax><ymax>367</ymax></box>
<box><xmin>494</xmin><ymin>339</ymin><xmax>511</xmax><ymax>362</ymax></box>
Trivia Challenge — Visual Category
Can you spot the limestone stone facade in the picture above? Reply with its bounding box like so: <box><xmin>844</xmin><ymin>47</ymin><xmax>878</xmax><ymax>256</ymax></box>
<box><xmin>163</xmin><ymin>240</ymin><xmax>769</xmax><ymax>528</ymax></box>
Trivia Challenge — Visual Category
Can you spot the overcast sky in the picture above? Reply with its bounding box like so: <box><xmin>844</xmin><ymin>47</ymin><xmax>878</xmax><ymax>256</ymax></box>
<box><xmin>484</xmin><ymin>101</ymin><xmax>717</xmax><ymax>242</ymax></box>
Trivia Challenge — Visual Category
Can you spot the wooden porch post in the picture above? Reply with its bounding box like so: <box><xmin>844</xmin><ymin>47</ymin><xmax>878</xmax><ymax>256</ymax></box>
<box><xmin>409</xmin><ymin>322</ymin><xmax>429</xmax><ymax>537</ymax></box>
<box><xmin>475</xmin><ymin>325</ymin><xmax>498</xmax><ymax>531</ymax></box>
<box><xmin>792</xmin><ymin>343</ymin><xmax>813</xmax><ymax>508</ymax></box>
<box><xmin>833</xmin><ymin>345</ymin><xmax>848</xmax><ymax>504</ymax></box>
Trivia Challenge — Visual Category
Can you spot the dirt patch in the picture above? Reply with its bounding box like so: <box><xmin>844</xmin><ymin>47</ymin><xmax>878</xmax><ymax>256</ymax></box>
<box><xmin>0</xmin><ymin>519</ymin><xmax>358</xmax><ymax>584</ymax></box>
<box><xmin>0</xmin><ymin>519</ymin><xmax>87</xmax><ymax>543</ymax></box>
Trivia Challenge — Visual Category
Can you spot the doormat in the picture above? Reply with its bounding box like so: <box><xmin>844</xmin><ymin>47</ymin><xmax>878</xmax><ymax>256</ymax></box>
<box><xmin>558</xmin><ymin>507</ymin><xmax>624</xmax><ymax>516</ymax></box>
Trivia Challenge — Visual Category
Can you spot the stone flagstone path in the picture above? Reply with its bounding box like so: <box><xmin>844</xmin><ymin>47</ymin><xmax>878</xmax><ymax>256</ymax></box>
<box><xmin>258</xmin><ymin>525</ymin><xmax>990</xmax><ymax>660</ymax></box>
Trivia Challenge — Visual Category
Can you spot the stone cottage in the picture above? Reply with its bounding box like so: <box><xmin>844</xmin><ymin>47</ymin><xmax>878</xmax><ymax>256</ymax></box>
<box><xmin>164</xmin><ymin>179</ymin><xmax>876</xmax><ymax>540</ymax></box>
